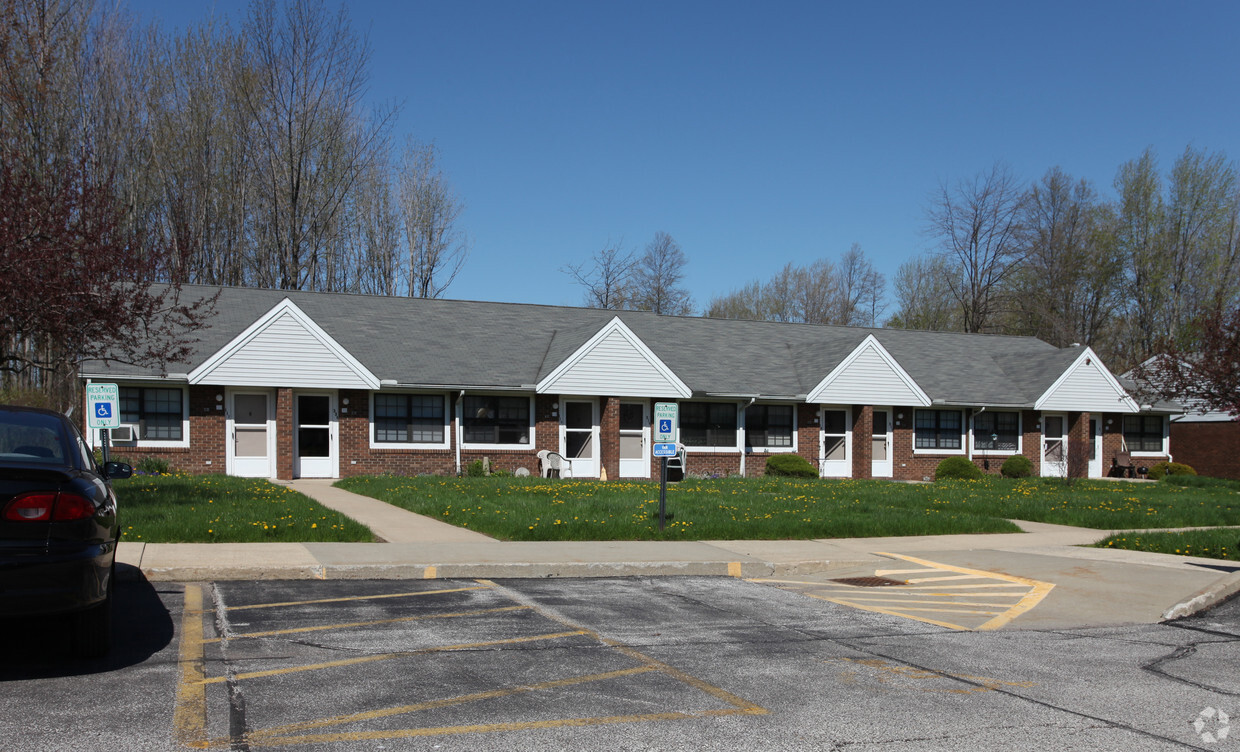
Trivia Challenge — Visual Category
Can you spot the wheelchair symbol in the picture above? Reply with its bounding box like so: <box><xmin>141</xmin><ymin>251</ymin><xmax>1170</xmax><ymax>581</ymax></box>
<box><xmin>95</xmin><ymin>403</ymin><xmax>112</xmax><ymax>419</ymax></box>
<box><xmin>659</xmin><ymin>419</ymin><xmax>672</xmax><ymax>433</ymax></box>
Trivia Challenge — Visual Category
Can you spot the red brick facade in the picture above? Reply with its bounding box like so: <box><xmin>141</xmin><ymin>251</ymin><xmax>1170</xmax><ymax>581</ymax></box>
<box><xmin>99</xmin><ymin>387</ymin><xmax>1171</xmax><ymax>482</ymax></box>
<box><xmin>1170</xmin><ymin>420</ymin><xmax>1240</xmax><ymax>480</ymax></box>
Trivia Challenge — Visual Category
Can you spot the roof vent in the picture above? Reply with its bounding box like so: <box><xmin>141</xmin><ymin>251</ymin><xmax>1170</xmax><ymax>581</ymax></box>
<box><xmin>1070</xmin><ymin>342</ymin><xmax>1081</xmax><ymax>347</ymax></box>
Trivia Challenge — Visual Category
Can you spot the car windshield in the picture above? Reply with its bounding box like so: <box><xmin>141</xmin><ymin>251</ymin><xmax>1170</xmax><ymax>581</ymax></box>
<box><xmin>0</xmin><ymin>410</ymin><xmax>69</xmax><ymax>465</ymax></box>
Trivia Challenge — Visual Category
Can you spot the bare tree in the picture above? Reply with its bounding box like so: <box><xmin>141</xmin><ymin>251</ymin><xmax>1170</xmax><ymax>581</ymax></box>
<box><xmin>241</xmin><ymin>0</ymin><xmax>394</xmax><ymax>291</ymax></box>
<box><xmin>836</xmin><ymin>244</ymin><xmax>886</xmax><ymax>326</ymax></box>
<box><xmin>397</xmin><ymin>139</ymin><xmax>469</xmax><ymax>298</ymax></box>
<box><xmin>926</xmin><ymin>162</ymin><xmax>1026</xmax><ymax>332</ymax></box>
<box><xmin>563</xmin><ymin>241</ymin><xmax>637</xmax><ymax>309</ymax></box>
<box><xmin>886</xmin><ymin>255</ymin><xmax>960</xmax><ymax>331</ymax></box>
<box><xmin>631</xmin><ymin>232</ymin><xmax>693</xmax><ymax>315</ymax></box>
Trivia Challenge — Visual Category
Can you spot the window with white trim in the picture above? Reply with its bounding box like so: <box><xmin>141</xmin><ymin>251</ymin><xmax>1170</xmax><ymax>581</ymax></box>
<box><xmin>373</xmin><ymin>394</ymin><xmax>446</xmax><ymax>444</ymax></box>
<box><xmin>745</xmin><ymin>404</ymin><xmax>794</xmax><ymax>449</ymax></box>
<box><xmin>680</xmin><ymin>402</ymin><xmax>737</xmax><ymax>448</ymax></box>
<box><xmin>1123</xmin><ymin>415</ymin><xmax>1165</xmax><ymax>453</ymax></box>
<box><xmin>973</xmin><ymin>411</ymin><xmax>1019</xmax><ymax>453</ymax></box>
<box><xmin>462</xmin><ymin>396</ymin><xmax>530</xmax><ymax>445</ymax></box>
<box><xmin>119</xmin><ymin>386</ymin><xmax>184</xmax><ymax>440</ymax></box>
<box><xmin>914</xmin><ymin>409</ymin><xmax>963</xmax><ymax>451</ymax></box>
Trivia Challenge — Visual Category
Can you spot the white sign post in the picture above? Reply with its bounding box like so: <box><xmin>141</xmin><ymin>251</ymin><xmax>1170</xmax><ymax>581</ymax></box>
<box><xmin>652</xmin><ymin>402</ymin><xmax>679</xmax><ymax>529</ymax></box>
<box><xmin>86</xmin><ymin>383</ymin><xmax>119</xmax><ymax>463</ymax></box>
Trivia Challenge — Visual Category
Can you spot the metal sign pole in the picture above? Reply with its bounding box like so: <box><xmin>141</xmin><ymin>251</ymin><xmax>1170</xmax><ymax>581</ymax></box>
<box><xmin>101</xmin><ymin>428</ymin><xmax>110</xmax><ymax>465</ymax></box>
<box><xmin>659</xmin><ymin>456</ymin><xmax>668</xmax><ymax>531</ymax></box>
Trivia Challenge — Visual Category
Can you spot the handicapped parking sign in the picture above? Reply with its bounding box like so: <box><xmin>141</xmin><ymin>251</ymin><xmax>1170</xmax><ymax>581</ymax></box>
<box><xmin>659</xmin><ymin>419</ymin><xmax>672</xmax><ymax>434</ymax></box>
<box><xmin>654</xmin><ymin>402</ymin><xmax>678</xmax><ymax>443</ymax></box>
<box><xmin>86</xmin><ymin>383</ymin><xmax>120</xmax><ymax>429</ymax></box>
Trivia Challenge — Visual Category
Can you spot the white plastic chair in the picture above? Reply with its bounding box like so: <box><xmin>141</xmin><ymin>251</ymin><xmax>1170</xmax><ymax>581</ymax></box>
<box><xmin>537</xmin><ymin>450</ymin><xmax>573</xmax><ymax>478</ymax></box>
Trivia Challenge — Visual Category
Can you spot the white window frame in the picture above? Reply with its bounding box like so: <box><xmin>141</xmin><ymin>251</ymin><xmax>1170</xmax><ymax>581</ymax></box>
<box><xmin>107</xmin><ymin>383</ymin><xmax>191</xmax><ymax>449</ymax></box>
<box><xmin>912</xmin><ymin>408</ymin><xmax>966</xmax><ymax>455</ymax></box>
<box><xmin>458</xmin><ymin>393</ymin><xmax>536</xmax><ymax>451</ymax></box>
<box><xmin>1124</xmin><ymin>414</ymin><xmax>1169</xmax><ymax>457</ymax></box>
<box><xmin>369</xmin><ymin>391</ymin><xmax>451</xmax><ymax>450</ymax></box>
<box><xmin>743</xmin><ymin>402</ymin><xmax>799</xmax><ymax>454</ymax></box>
<box><xmin>678</xmin><ymin>400</ymin><xmax>742</xmax><ymax>453</ymax></box>
<box><xmin>970</xmin><ymin>410</ymin><xmax>1022</xmax><ymax>456</ymax></box>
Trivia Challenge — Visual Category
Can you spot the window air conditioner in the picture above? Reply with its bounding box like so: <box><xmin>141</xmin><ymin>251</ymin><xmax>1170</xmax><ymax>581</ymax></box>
<box><xmin>109</xmin><ymin>425</ymin><xmax>135</xmax><ymax>442</ymax></box>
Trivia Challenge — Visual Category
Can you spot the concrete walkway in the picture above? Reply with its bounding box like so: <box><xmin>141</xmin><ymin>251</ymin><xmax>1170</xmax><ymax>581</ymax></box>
<box><xmin>115</xmin><ymin>478</ymin><xmax>1240</xmax><ymax>624</ymax></box>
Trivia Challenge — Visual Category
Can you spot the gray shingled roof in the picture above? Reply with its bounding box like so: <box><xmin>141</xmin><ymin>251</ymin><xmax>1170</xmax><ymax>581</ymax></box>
<box><xmin>80</xmin><ymin>285</ymin><xmax>1116</xmax><ymax>407</ymax></box>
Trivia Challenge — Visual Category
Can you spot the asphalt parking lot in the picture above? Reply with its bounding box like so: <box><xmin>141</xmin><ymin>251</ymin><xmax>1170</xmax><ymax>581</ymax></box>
<box><xmin>1</xmin><ymin>573</ymin><xmax>1238</xmax><ymax>751</ymax></box>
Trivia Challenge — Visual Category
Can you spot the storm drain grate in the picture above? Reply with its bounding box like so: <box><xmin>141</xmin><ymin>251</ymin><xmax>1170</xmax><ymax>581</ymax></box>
<box><xmin>829</xmin><ymin>576</ymin><xmax>907</xmax><ymax>587</ymax></box>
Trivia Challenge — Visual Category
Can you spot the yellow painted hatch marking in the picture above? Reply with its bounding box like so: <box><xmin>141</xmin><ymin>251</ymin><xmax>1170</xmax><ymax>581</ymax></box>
<box><xmin>752</xmin><ymin>552</ymin><xmax>1055</xmax><ymax>631</ymax></box>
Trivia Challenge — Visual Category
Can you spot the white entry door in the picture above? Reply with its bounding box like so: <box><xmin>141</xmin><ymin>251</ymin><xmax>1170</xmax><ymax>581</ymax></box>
<box><xmin>295</xmin><ymin>392</ymin><xmax>337</xmax><ymax>478</ymax></box>
<box><xmin>820</xmin><ymin>407</ymin><xmax>851</xmax><ymax>477</ymax></box>
<box><xmin>229</xmin><ymin>391</ymin><xmax>274</xmax><ymax>477</ymax></box>
<box><xmin>871</xmin><ymin>408</ymin><xmax>893</xmax><ymax>478</ymax></box>
<box><xmin>1088</xmin><ymin>417</ymin><xmax>1102</xmax><ymax>478</ymax></box>
<box><xmin>619</xmin><ymin>401</ymin><xmax>650</xmax><ymax>478</ymax></box>
<box><xmin>1041</xmin><ymin>413</ymin><xmax>1067</xmax><ymax>477</ymax></box>
<box><xmin>561</xmin><ymin>399</ymin><xmax>599</xmax><ymax>478</ymax></box>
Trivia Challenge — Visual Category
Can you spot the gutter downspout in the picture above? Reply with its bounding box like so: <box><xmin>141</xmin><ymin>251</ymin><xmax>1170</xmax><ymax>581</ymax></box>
<box><xmin>455</xmin><ymin>390</ymin><xmax>465</xmax><ymax>476</ymax></box>
<box><xmin>739</xmin><ymin>397</ymin><xmax>756</xmax><ymax>477</ymax></box>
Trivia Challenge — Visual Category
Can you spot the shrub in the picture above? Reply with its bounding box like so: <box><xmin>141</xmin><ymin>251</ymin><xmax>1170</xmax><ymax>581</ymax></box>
<box><xmin>1148</xmin><ymin>461</ymin><xmax>1197</xmax><ymax>481</ymax></box>
<box><xmin>765</xmin><ymin>454</ymin><xmax>818</xmax><ymax>478</ymax></box>
<box><xmin>135</xmin><ymin>456</ymin><xmax>170</xmax><ymax>475</ymax></box>
<box><xmin>466</xmin><ymin>459</ymin><xmax>486</xmax><ymax>477</ymax></box>
<box><xmin>1000</xmin><ymin>454</ymin><xmax>1033</xmax><ymax>479</ymax></box>
<box><xmin>935</xmin><ymin>456</ymin><xmax>983</xmax><ymax>481</ymax></box>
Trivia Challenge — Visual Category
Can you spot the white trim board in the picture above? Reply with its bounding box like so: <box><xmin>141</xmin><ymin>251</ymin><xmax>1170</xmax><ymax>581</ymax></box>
<box><xmin>188</xmin><ymin>298</ymin><xmax>380</xmax><ymax>389</ymax></box>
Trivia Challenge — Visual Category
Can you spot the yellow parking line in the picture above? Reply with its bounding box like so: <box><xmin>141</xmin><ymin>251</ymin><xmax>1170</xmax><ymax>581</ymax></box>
<box><xmin>816</xmin><ymin>597</ymin><xmax>1026</xmax><ymax>608</ymax></box>
<box><xmin>225</xmin><ymin>585</ymin><xmax>492</xmax><ymax>612</ymax></box>
<box><xmin>198</xmin><ymin>631</ymin><xmax>590</xmax><ymax>685</ymax></box>
<box><xmin>172</xmin><ymin>584</ymin><xmax>208</xmax><ymax>749</ymax></box>
<box><xmin>205</xmin><ymin>605</ymin><xmax>530</xmax><ymax>643</ymax></box>
<box><xmin>246</xmin><ymin>666</ymin><xmax>661</xmax><ymax>739</ymax></box>
<box><xmin>905</xmin><ymin>574</ymin><xmax>989</xmax><ymax>583</ymax></box>
<box><xmin>806</xmin><ymin>594</ymin><xmax>973</xmax><ymax>631</ymax></box>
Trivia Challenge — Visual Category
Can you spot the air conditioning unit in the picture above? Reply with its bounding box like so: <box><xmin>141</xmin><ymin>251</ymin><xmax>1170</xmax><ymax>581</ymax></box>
<box><xmin>108</xmin><ymin>425</ymin><xmax>135</xmax><ymax>442</ymax></box>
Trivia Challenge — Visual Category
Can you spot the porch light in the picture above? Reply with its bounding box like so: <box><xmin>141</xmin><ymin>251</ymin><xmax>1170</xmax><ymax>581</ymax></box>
<box><xmin>216</xmin><ymin>394</ymin><xmax>223</xmax><ymax>402</ymax></box>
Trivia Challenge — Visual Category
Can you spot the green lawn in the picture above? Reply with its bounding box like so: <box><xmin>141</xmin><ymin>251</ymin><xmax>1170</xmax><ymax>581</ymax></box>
<box><xmin>1095</xmin><ymin>529</ymin><xmax>1240</xmax><ymax>561</ymax></box>
<box><xmin>336</xmin><ymin>474</ymin><xmax>1240</xmax><ymax>543</ymax></box>
<box><xmin>114</xmin><ymin>474</ymin><xmax>373</xmax><ymax>543</ymax></box>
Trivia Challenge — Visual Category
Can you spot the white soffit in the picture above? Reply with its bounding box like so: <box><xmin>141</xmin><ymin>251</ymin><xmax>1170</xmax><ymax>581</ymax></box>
<box><xmin>1035</xmin><ymin>347</ymin><xmax>1139</xmax><ymax>413</ymax></box>
<box><xmin>536</xmin><ymin>317</ymin><xmax>691</xmax><ymax>398</ymax></box>
<box><xmin>806</xmin><ymin>334</ymin><xmax>931</xmax><ymax>406</ymax></box>
<box><xmin>188</xmin><ymin>298</ymin><xmax>380</xmax><ymax>389</ymax></box>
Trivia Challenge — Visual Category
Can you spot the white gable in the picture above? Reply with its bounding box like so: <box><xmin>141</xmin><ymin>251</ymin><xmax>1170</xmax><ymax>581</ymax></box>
<box><xmin>807</xmin><ymin>335</ymin><xmax>930</xmax><ymax>406</ymax></box>
<box><xmin>188</xmin><ymin>299</ymin><xmax>379</xmax><ymax>389</ymax></box>
<box><xmin>1036</xmin><ymin>347</ymin><xmax>1138</xmax><ymax>412</ymax></box>
<box><xmin>537</xmin><ymin>317</ymin><xmax>691</xmax><ymax>398</ymax></box>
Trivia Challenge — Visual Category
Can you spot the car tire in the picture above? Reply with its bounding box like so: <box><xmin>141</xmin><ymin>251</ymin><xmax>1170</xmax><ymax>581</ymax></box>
<box><xmin>72</xmin><ymin>566</ymin><xmax>113</xmax><ymax>659</ymax></box>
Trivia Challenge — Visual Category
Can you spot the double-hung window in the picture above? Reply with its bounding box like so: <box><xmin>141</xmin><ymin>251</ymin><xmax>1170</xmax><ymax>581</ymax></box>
<box><xmin>1123</xmin><ymin>415</ymin><xmax>1165</xmax><ymax>453</ymax></box>
<box><xmin>462</xmin><ymin>396</ymin><xmax>530</xmax><ymax>445</ymax></box>
<box><xmin>914</xmin><ymin>409</ymin><xmax>963</xmax><ymax>451</ymax></box>
<box><xmin>373</xmin><ymin>394</ymin><xmax>445</xmax><ymax>444</ymax></box>
<box><xmin>119</xmin><ymin>386</ymin><xmax>184</xmax><ymax>440</ymax></box>
<box><xmin>973</xmin><ymin>411</ymin><xmax>1019</xmax><ymax>453</ymax></box>
<box><xmin>680</xmin><ymin>402</ymin><xmax>738</xmax><ymax>448</ymax></box>
<box><xmin>745</xmin><ymin>404</ymin><xmax>794</xmax><ymax>449</ymax></box>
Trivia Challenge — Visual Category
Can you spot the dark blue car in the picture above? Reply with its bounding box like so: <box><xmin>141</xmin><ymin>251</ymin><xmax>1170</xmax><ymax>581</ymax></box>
<box><xmin>0</xmin><ymin>404</ymin><xmax>131</xmax><ymax>658</ymax></box>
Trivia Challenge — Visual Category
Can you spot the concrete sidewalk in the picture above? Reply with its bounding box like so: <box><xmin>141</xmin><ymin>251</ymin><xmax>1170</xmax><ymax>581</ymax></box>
<box><xmin>114</xmin><ymin>477</ymin><xmax>1240</xmax><ymax>622</ymax></box>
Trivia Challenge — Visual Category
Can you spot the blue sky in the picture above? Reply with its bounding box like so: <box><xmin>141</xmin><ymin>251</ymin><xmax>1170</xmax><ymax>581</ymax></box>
<box><xmin>127</xmin><ymin>1</ymin><xmax>1240</xmax><ymax>314</ymax></box>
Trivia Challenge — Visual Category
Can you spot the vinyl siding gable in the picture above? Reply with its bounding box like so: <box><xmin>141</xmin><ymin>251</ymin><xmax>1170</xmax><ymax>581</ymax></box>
<box><xmin>537</xmin><ymin>318</ymin><xmax>690</xmax><ymax>398</ymax></box>
<box><xmin>189</xmin><ymin>299</ymin><xmax>379</xmax><ymax>389</ymax></box>
<box><xmin>1036</xmin><ymin>348</ymin><xmax>1137</xmax><ymax>412</ymax></box>
<box><xmin>807</xmin><ymin>335</ymin><xmax>930</xmax><ymax>406</ymax></box>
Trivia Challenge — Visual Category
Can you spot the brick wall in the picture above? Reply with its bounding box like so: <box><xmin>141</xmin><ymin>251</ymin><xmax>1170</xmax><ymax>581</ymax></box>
<box><xmin>105</xmin><ymin>385</ymin><xmax>226</xmax><ymax>475</ymax></box>
<box><xmin>1170</xmin><ymin>421</ymin><xmax>1240</xmax><ymax>479</ymax></box>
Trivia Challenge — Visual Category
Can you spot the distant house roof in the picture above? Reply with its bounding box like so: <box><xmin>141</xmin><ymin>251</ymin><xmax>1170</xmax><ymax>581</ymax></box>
<box><xmin>81</xmin><ymin>285</ymin><xmax>1157</xmax><ymax>412</ymax></box>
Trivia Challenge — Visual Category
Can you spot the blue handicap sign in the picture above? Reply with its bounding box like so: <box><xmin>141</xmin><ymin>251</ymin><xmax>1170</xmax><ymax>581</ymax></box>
<box><xmin>95</xmin><ymin>403</ymin><xmax>112</xmax><ymax>419</ymax></box>
<box><xmin>659</xmin><ymin>419</ymin><xmax>672</xmax><ymax>433</ymax></box>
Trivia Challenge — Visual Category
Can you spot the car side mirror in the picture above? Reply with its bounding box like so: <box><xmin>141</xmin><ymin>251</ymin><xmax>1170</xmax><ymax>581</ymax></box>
<box><xmin>104</xmin><ymin>461</ymin><xmax>133</xmax><ymax>480</ymax></box>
